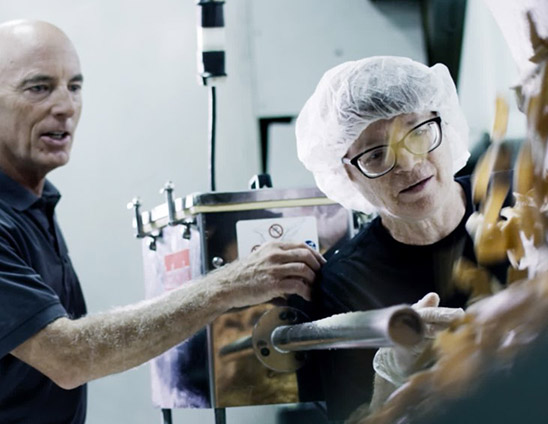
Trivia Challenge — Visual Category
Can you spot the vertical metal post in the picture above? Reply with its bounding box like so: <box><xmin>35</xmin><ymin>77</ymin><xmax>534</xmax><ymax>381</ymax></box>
<box><xmin>214</xmin><ymin>407</ymin><xmax>226</xmax><ymax>424</ymax></box>
<box><xmin>161</xmin><ymin>408</ymin><xmax>172</xmax><ymax>424</ymax></box>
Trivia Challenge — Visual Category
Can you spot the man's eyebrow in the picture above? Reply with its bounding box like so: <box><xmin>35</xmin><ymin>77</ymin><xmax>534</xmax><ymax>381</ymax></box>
<box><xmin>18</xmin><ymin>75</ymin><xmax>53</xmax><ymax>88</ymax></box>
<box><xmin>18</xmin><ymin>73</ymin><xmax>84</xmax><ymax>88</ymax></box>
<box><xmin>71</xmin><ymin>74</ymin><xmax>84</xmax><ymax>83</ymax></box>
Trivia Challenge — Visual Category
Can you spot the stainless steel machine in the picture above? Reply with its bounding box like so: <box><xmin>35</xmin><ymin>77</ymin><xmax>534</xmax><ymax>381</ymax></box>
<box><xmin>130</xmin><ymin>185</ymin><xmax>355</xmax><ymax>410</ymax></box>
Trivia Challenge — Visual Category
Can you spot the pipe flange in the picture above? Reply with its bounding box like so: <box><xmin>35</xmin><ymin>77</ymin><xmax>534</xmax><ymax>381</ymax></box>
<box><xmin>252</xmin><ymin>306</ymin><xmax>309</xmax><ymax>372</ymax></box>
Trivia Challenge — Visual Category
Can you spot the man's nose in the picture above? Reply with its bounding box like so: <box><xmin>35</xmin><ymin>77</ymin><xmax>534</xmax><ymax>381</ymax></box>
<box><xmin>394</xmin><ymin>147</ymin><xmax>425</xmax><ymax>172</ymax></box>
<box><xmin>50</xmin><ymin>87</ymin><xmax>78</xmax><ymax>118</ymax></box>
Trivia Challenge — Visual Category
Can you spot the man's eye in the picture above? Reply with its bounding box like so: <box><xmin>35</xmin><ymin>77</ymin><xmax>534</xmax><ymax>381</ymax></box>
<box><xmin>69</xmin><ymin>84</ymin><xmax>82</xmax><ymax>93</ymax></box>
<box><xmin>27</xmin><ymin>85</ymin><xmax>49</xmax><ymax>93</ymax></box>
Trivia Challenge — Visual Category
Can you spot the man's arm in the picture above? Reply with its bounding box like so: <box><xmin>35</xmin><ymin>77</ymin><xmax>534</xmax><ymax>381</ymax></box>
<box><xmin>11</xmin><ymin>241</ymin><xmax>324</xmax><ymax>390</ymax></box>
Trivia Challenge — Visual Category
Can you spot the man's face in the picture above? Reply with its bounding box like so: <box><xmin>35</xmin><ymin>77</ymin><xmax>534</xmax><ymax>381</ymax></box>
<box><xmin>0</xmin><ymin>26</ymin><xmax>83</xmax><ymax>183</ymax></box>
<box><xmin>343</xmin><ymin>113</ymin><xmax>455</xmax><ymax>221</ymax></box>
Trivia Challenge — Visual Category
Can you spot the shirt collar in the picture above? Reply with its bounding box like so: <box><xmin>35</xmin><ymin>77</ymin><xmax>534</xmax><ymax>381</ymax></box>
<box><xmin>0</xmin><ymin>169</ymin><xmax>61</xmax><ymax>212</ymax></box>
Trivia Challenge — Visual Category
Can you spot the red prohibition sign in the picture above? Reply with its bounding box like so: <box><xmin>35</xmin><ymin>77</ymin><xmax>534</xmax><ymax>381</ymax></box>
<box><xmin>269</xmin><ymin>223</ymin><xmax>284</xmax><ymax>239</ymax></box>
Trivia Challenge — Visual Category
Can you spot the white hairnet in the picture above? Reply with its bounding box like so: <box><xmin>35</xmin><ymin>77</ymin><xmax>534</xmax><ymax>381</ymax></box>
<box><xmin>296</xmin><ymin>56</ymin><xmax>470</xmax><ymax>214</ymax></box>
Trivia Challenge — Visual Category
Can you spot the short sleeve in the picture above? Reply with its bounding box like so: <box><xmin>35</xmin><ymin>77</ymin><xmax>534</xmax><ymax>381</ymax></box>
<box><xmin>0</xmin><ymin>230</ymin><xmax>67</xmax><ymax>357</ymax></box>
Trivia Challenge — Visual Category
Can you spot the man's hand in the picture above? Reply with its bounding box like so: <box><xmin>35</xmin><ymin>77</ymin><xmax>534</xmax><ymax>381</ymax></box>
<box><xmin>215</xmin><ymin>241</ymin><xmax>326</xmax><ymax>309</ymax></box>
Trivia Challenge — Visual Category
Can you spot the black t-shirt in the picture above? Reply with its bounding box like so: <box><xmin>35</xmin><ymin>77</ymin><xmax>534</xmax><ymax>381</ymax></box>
<box><xmin>294</xmin><ymin>175</ymin><xmax>508</xmax><ymax>422</ymax></box>
<box><xmin>0</xmin><ymin>171</ymin><xmax>87</xmax><ymax>424</ymax></box>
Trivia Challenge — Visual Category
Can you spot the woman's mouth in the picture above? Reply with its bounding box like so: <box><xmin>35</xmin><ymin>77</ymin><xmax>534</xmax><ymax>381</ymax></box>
<box><xmin>400</xmin><ymin>176</ymin><xmax>433</xmax><ymax>194</ymax></box>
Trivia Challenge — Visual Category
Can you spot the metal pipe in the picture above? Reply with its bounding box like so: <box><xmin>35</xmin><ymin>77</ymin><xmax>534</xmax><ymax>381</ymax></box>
<box><xmin>249</xmin><ymin>305</ymin><xmax>424</xmax><ymax>372</ymax></box>
<box><xmin>271</xmin><ymin>305</ymin><xmax>423</xmax><ymax>353</ymax></box>
<box><xmin>219</xmin><ymin>335</ymin><xmax>253</xmax><ymax>357</ymax></box>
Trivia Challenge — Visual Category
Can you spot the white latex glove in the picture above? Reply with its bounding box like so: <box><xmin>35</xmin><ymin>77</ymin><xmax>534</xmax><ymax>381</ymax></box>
<box><xmin>373</xmin><ymin>292</ymin><xmax>465</xmax><ymax>387</ymax></box>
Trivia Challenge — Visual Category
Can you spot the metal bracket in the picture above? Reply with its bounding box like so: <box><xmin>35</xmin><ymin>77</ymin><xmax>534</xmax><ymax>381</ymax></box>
<box><xmin>160</xmin><ymin>181</ymin><xmax>196</xmax><ymax>240</ymax></box>
<box><xmin>160</xmin><ymin>181</ymin><xmax>177</xmax><ymax>226</ymax></box>
<box><xmin>127</xmin><ymin>197</ymin><xmax>163</xmax><ymax>251</ymax></box>
<box><xmin>181</xmin><ymin>218</ymin><xmax>195</xmax><ymax>240</ymax></box>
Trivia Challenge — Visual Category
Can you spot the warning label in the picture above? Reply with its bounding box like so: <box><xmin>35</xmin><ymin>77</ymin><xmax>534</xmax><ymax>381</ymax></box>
<box><xmin>236</xmin><ymin>216</ymin><xmax>319</xmax><ymax>258</ymax></box>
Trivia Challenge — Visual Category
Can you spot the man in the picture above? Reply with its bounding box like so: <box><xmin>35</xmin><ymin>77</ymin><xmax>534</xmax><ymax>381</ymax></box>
<box><xmin>0</xmin><ymin>20</ymin><xmax>324</xmax><ymax>423</ymax></box>
<box><xmin>294</xmin><ymin>56</ymin><xmax>508</xmax><ymax>421</ymax></box>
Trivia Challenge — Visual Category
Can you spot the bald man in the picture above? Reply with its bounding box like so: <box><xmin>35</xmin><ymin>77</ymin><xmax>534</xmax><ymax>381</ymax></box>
<box><xmin>0</xmin><ymin>20</ymin><xmax>324</xmax><ymax>423</ymax></box>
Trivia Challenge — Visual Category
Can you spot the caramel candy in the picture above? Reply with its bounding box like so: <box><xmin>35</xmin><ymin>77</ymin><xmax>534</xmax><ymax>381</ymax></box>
<box><xmin>491</xmin><ymin>96</ymin><xmax>509</xmax><ymax>143</ymax></box>
<box><xmin>513</xmin><ymin>142</ymin><xmax>534</xmax><ymax>196</ymax></box>
<box><xmin>507</xmin><ymin>266</ymin><xmax>528</xmax><ymax>284</ymax></box>
<box><xmin>452</xmin><ymin>257</ymin><xmax>495</xmax><ymax>301</ymax></box>
<box><xmin>472</xmin><ymin>145</ymin><xmax>496</xmax><ymax>204</ymax></box>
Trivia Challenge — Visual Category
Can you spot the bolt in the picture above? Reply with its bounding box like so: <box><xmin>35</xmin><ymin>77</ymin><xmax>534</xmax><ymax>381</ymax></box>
<box><xmin>260</xmin><ymin>347</ymin><xmax>270</xmax><ymax>357</ymax></box>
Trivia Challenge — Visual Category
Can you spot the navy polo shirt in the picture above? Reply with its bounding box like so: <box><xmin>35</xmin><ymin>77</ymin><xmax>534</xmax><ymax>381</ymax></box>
<box><xmin>0</xmin><ymin>170</ymin><xmax>87</xmax><ymax>424</ymax></box>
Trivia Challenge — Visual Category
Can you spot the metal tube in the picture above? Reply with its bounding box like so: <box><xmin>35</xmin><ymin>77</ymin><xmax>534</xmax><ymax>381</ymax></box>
<box><xmin>219</xmin><ymin>334</ymin><xmax>254</xmax><ymax>357</ymax></box>
<box><xmin>270</xmin><ymin>305</ymin><xmax>423</xmax><ymax>353</ymax></box>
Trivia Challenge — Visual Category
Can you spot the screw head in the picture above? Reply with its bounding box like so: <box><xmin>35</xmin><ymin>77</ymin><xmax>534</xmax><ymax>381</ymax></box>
<box><xmin>211</xmin><ymin>257</ymin><xmax>225</xmax><ymax>268</ymax></box>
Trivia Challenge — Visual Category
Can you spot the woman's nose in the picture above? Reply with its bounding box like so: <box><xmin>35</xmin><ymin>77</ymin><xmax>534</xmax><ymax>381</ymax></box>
<box><xmin>394</xmin><ymin>147</ymin><xmax>425</xmax><ymax>172</ymax></box>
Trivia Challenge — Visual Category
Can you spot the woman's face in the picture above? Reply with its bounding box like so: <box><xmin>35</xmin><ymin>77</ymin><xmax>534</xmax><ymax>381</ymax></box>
<box><xmin>342</xmin><ymin>112</ymin><xmax>456</xmax><ymax>221</ymax></box>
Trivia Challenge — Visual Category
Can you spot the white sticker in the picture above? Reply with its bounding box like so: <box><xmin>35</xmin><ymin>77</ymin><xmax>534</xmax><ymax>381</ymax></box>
<box><xmin>236</xmin><ymin>216</ymin><xmax>319</xmax><ymax>258</ymax></box>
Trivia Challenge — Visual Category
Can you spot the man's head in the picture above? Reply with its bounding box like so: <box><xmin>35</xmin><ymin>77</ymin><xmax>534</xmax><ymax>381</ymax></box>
<box><xmin>296</xmin><ymin>56</ymin><xmax>469</xmax><ymax>215</ymax></box>
<box><xmin>0</xmin><ymin>20</ymin><xmax>82</xmax><ymax>192</ymax></box>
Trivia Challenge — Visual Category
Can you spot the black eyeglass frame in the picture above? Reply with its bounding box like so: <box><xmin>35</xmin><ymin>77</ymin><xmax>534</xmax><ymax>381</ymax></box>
<box><xmin>341</xmin><ymin>116</ymin><xmax>443</xmax><ymax>179</ymax></box>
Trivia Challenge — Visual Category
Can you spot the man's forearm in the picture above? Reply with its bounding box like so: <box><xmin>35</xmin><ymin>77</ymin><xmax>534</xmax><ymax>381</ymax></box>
<box><xmin>13</xmin><ymin>271</ymin><xmax>230</xmax><ymax>389</ymax></box>
<box><xmin>11</xmin><ymin>241</ymin><xmax>323</xmax><ymax>389</ymax></box>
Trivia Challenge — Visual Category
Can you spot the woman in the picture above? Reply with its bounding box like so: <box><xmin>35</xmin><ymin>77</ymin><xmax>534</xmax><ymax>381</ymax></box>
<box><xmin>294</xmin><ymin>56</ymin><xmax>508</xmax><ymax>421</ymax></box>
